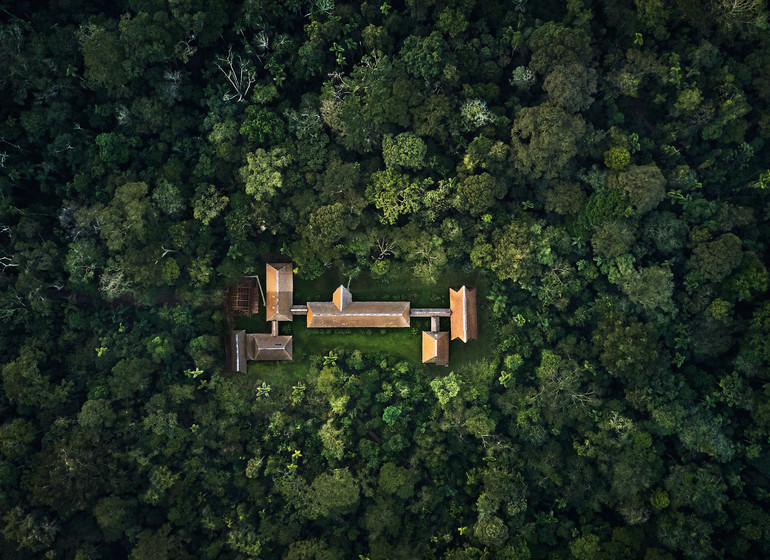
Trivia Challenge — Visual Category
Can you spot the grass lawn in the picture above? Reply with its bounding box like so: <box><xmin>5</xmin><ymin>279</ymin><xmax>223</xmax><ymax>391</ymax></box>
<box><xmin>234</xmin><ymin>266</ymin><xmax>495</xmax><ymax>388</ymax></box>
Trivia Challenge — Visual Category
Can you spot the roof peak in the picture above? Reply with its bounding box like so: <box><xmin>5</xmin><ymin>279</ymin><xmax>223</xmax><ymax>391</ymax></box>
<box><xmin>333</xmin><ymin>285</ymin><xmax>352</xmax><ymax>311</ymax></box>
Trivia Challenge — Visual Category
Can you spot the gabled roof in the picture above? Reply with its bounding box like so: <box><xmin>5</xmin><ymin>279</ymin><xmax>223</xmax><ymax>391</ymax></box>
<box><xmin>422</xmin><ymin>331</ymin><xmax>449</xmax><ymax>366</ymax></box>
<box><xmin>232</xmin><ymin>330</ymin><xmax>248</xmax><ymax>373</ymax></box>
<box><xmin>247</xmin><ymin>334</ymin><xmax>293</xmax><ymax>361</ymax></box>
<box><xmin>306</xmin><ymin>301</ymin><xmax>410</xmax><ymax>328</ymax></box>
<box><xmin>450</xmin><ymin>286</ymin><xmax>478</xmax><ymax>342</ymax></box>
<box><xmin>333</xmin><ymin>285</ymin><xmax>352</xmax><ymax>311</ymax></box>
<box><xmin>266</xmin><ymin>263</ymin><xmax>293</xmax><ymax>321</ymax></box>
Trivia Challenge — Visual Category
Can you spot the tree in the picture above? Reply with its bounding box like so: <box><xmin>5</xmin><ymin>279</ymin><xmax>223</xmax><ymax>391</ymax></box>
<box><xmin>689</xmin><ymin>233</ymin><xmax>743</xmax><ymax>283</ymax></box>
<box><xmin>471</xmin><ymin>220</ymin><xmax>539</xmax><ymax>286</ymax></box>
<box><xmin>240</xmin><ymin>106</ymin><xmax>285</xmax><ymax>145</ymax></box>
<box><xmin>77</xmin><ymin>399</ymin><xmax>116</xmax><ymax>429</ymax></box>
<box><xmin>382</xmin><ymin>132</ymin><xmax>427</xmax><ymax>169</ymax></box>
<box><xmin>459</xmin><ymin>173</ymin><xmax>506</xmax><ymax>216</ymax></box>
<box><xmin>400</xmin><ymin>31</ymin><xmax>449</xmax><ymax>81</ymax></box>
<box><xmin>308</xmin><ymin>469</ymin><xmax>360</xmax><ymax>518</ymax></box>
<box><xmin>591</xmin><ymin>220</ymin><xmax>637</xmax><ymax>258</ymax></box>
<box><xmin>528</xmin><ymin>22</ymin><xmax>593</xmax><ymax>75</ymax></box>
<box><xmin>79</xmin><ymin>24</ymin><xmax>129</xmax><ymax>94</ymax></box>
<box><xmin>511</xmin><ymin>104</ymin><xmax>586</xmax><ymax>180</ymax></box>
<box><xmin>605</xmin><ymin>147</ymin><xmax>631</xmax><ymax>171</ymax></box>
<box><xmin>95</xmin><ymin>132</ymin><xmax>131</xmax><ymax>166</ymax></box>
<box><xmin>618</xmin><ymin>265</ymin><xmax>675</xmax><ymax>313</ymax></box>
<box><xmin>473</xmin><ymin>516</ymin><xmax>508</xmax><ymax>547</ymax></box>
<box><xmin>378</xmin><ymin>462</ymin><xmax>416</xmax><ymax>499</ymax></box>
<box><xmin>365</xmin><ymin>169</ymin><xmax>425</xmax><ymax>225</ymax></box>
<box><xmin>193</xmin><ymin>185</ymin><xmax>229</xmax><ymax>226</ymax></box>
<box><xmin>543</xmin><ymin>63</ymin><xmax>598</xmax><ymax>113</ymax></box>
<box><xmin>2</xmin><ymin>343</ymin><xmax>70</xmax><ymax>411</ymax></box>
<box><xmin>93</xmin><ymin>496</ymin><xmax>131</xmax><ymax>542</ymax></box>
<box><xmin>240</xmin><ymin>147</ymin><xmax>293</xmax><ymax>202</ymax></box>
<box><xmin>545</xmin><ymin>181</ymin><xmax>587</xmax><ymax>215</ymax></box>
<box><xmin>614</xmin><ymin>165</ymin><xmax>667</xmax><ymax>213</ymax></box>
<box><xmin>130</xmin><ymin>524</ymin><xmax>181</xmax><ymax>560</ymax></box>
<box><xmin>97</xmin><ymin>182</ymin><xmax>154</xmax><ymax>252</ymax></box>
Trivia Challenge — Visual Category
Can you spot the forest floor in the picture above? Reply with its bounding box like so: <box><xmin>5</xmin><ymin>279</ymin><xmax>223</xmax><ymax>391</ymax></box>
<box><xmin>234</xmin><ymin>267</ymin><xmax>494</xmax><ymax>387</ymax></box>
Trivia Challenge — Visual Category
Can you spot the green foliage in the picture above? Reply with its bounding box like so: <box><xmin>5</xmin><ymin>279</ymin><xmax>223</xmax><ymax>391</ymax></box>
<box><xmin>459</xmin><ymin>173</ymin><xmax>506</xmax><ymax>216</ymax></box>
<box><xmin>689</xmin><ymin>233</ymin><xmax>743</xmax><ymax>283</ymax></box>
<box><xmin>309</xmin><ymin>469</ymin><xmax>360</xmax><ymax>518</ymax></box>
<box><xmin>472</xmin><ymin>220</ymin><xmax>539</xmax><ymax>286</ymax></box>
<box><xmin>605</xmin><ymin>146</ymin><xmax>631</xmax><ymax>170</ymax></box>
<box><xmin>511</xmin><ymin>66</ymin><xmax>536</xmax><ymax>90</ymax></box>
<box><xmin>614</xmin><ymin>165</ymin><xmax>667</xmax><ymax>213</ymax></box>
<box><xmin>473</xmin><ymin>516</ymin><xmax>508</xmax><ymax>547</ymax></box>
<box><xmin>240</xmin><ymin>106</ymin><xmax>285</xmax><ymax>145</ymax></box>
<box><xmin>378</xmin><ymin>462</ymin><xmax>416</xmax><ymax>499</ymax></box>
<box><xmin>543</xmin><ymin>63</ymin><xmax>598</xmax><ymax>113</ymax></box>
<box><xmin>4</xmin><ymin>3</ymin><xmax>770</xmax><ymax>559</ymax></box>
<box><xmin>365</xmin><ymin>169</ymin><xmax>426</xmax><ymax>225</ymax></box>
<box><xmin>460</xmin><ymin>99</ymin><xmax>497</xmax><ymax>131</ymax></box>
<box><xmin>430</xmin><ymin>372</ymin><xmax>462</xmax><ymax>406</ymax></box>
<box><xmin>382</xmin><ymin>405</ymin><xmax>402</xmax><ymax>426</ymax></box>
<box><xmin>618</xmin><ymin>265</ymin><xmax>675</xmax><ymax>313</ymax></box>
<box><xmin>95</xmin><ymin>132</ymin><xmax>131</xmax><ymax>165</ymax></box>
<box><xmin>573</xmin><ymin>187</ymin><xmax>632</xmax><ymax>238</ymax></box>
<box><xmin>193</xmin><ymin>185</ymin><xmax>229</xmax><ymax>226</ymax></box>
<box><xmin>510</xmin><ymin>104</ymin><xmax>586</xmax><ymax>180</ymax></box>
<box><xmin>382</xmin><ymin>132</ymin><xmax>427</xmax><ymax>169</ymax></box>
<box><xmin>400</xmin><ymin>31</ymin><xmax>448</xmax><ymax>80</ymax></box>
<box><xmin>240</xmin><ymin>147</ymin><xmax>293</xmax><ymax>202</ymax></box>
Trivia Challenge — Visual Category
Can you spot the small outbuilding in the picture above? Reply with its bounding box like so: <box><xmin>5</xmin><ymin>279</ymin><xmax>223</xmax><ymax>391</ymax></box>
<box><xmin>247</xmin><ymin>333</ymin><xmax>293</xmax><ymax>361</ymax></box>
<box><xmin>422</xmin><ymin>331</ymin><xmax>449</xmax><ymax>366</ymax></box>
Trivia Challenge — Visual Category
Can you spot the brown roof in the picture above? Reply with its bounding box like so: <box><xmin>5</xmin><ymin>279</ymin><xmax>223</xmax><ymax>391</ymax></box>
<box><xmin>333</xmin><ymin>285</ymin><xmax>352</xmax><ymax>311</ymax></box>
<box><xmin>450</xmin><ymin>286</ymin><xmax>478</xmax><ymax>342</ymax></box>
<box><xmin>306</xmin><ymin>301</ymin><xmax>410</xmax><ymax>328</ymax></box>
<box><xmin>266</xmin><ymin>263</ymin><xmax>293</xmax><ymax>321</ymax></box>
<box><xmin>232</xmin><ymin>330</ymin><xmax>248</xmax><ymax>373</ymax></box>
<box><xmin>422</xmin><ymin>331</ymin><xmax>449</xmax><ymax>366</ymax></box>
<box><xmin>246</xmin><ymin>334</ymin><xmax>293</xmax><ymax>361</ymax></box>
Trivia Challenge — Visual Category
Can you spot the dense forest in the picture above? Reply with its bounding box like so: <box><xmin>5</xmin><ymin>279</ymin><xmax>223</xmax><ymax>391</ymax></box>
<box><xmin>2</xmin><ymin>0</ymin><xmax>770</xmax><ymax>558</ymax></box>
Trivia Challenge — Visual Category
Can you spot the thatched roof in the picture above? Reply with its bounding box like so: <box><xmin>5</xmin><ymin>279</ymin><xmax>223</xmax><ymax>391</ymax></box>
<box><xmin>422</xmin><ymin>331</ymin><xmax>449</xmax><ymax>366</ymax></box>
<box><xmin>246</xmin><ymin>334</ymin><xmax>293</xmax><ymax>361</ymax></box>
<box><xmin>266</xmin><ymin>263</ymin><xmax>293</xmax><ymax>321</ymax></box>
<box><xmin>450</xmin><ymin>286</ymin><xmax>478</xmax><ymax>342</ymax></box>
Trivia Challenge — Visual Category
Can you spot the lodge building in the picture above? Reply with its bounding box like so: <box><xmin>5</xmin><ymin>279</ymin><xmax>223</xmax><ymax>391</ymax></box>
<box><xmin>228</xmin><ymin>263</ymin><xmax>477</xmax><ymax>373</ymax></box>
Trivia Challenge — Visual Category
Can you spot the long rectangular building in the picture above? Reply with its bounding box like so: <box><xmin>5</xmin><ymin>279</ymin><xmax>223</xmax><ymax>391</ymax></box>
<box><xmin>232</xmin><ymin>330</ymin><xmax>248</xmax><ymax>374</ymax></box>
<box><xmin>306</xmin><ymin>301</ymin><xmax>410</xmax><ymax>328</ymax></box>
<box><xmin>450</xmin><ymin>286</ymin><xmax>478</xmax><ymax>342</ymax></box>
<box><xmin>306</xmin><ymin>285</ymin><xmax>410</xmax><ymax>328</ymax></box>
<box><xmin>266</xmin><ymin>263</ymin><xmax>293</xmax><ymax>321</ymax></box>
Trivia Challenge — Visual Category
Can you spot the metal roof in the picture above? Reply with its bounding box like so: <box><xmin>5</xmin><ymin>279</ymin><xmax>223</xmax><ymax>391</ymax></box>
<box><xmin>306</xmin><ymin>300</ymin><xmax>410</xmax><ymax>328</ymax></box>
<box><xmin>422</xmin><ymin>331</ymin><xmax>449</xmax><ymax>366</ymax></box>
<box><xmin>246</xmin><ymin>333</ymin><xmax>293</xmax><ymax>361</ymax></box>
<box><xmin>450</xmin><ymin>286</ymin><xmax>478</xmax><ymax>342</ymax></box>
<box><xmin>266</xmin><ymin>263</ymin><xmax>293</xmax><ymax>321</ymax></box>
<box><xmin>232</xmin><ymin>330</ymin><xmax>248</xmax><ymax>373</ymax></box>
